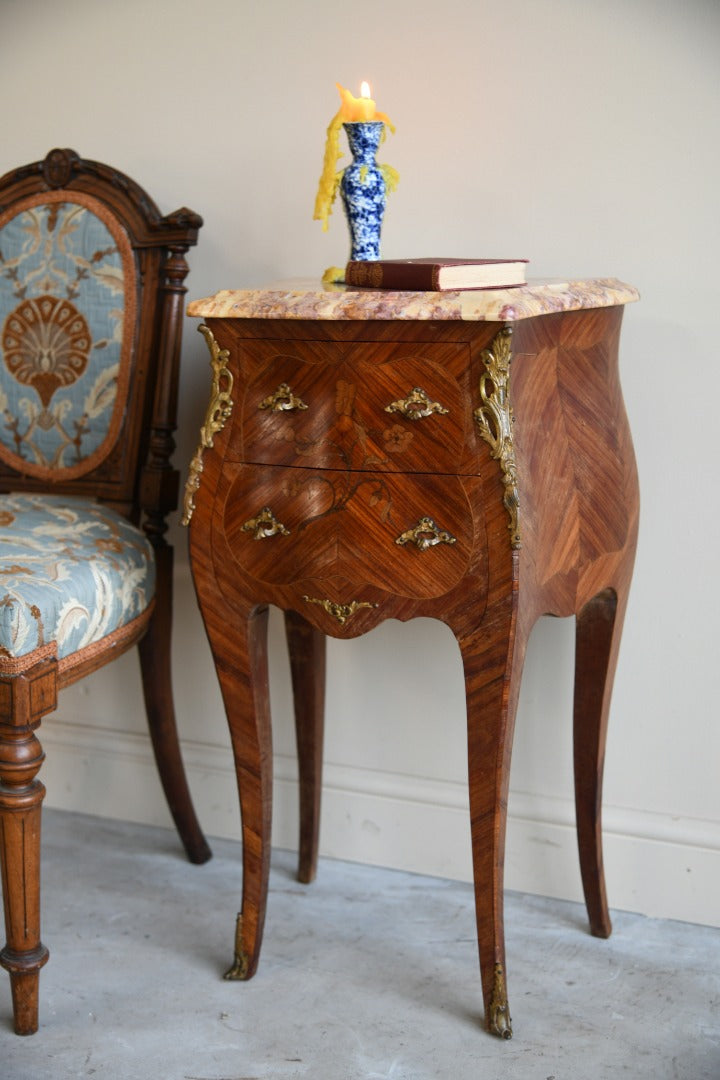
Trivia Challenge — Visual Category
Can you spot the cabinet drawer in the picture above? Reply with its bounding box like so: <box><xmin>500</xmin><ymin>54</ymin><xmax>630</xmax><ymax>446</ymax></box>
<box><xmin>229</xmin><ymin>339</ymin><xmax>472</xmax><ymax>474</ymax></box>
<box><xmin>220</xmin><ymin>464</ymin><xmax>483</xmax><ymax>600</ymax></box>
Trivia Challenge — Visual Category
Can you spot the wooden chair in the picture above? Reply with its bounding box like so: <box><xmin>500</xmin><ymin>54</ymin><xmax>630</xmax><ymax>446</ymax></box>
<box><xmin>0</xmin><ymin>148</ymin><xmax>211</xmax><ymax>1035</ymax></box>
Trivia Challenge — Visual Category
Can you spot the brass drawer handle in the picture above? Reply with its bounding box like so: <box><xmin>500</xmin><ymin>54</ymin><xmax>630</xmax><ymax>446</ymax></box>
<box><xmin>259</xmin><ymin>383</ymin><xmax>308</xmax><ymax>412</ymax></box>
<box><xmin>384</xmin><ymin>386</ymin><xmax>449</xmax><ymax>421</ymax></box>
<box><xmin>241</xmin><ymin>506</ymin><xmax>290</xmax><ymax>540</ymax></box>
<box><xmin>301</xmin><ymin>595</ymin><xmax>378</xmax><ymax>625</ymax></box>
<box><xmin>395</xmin><ymin>516</ymin><xmax>457</xmax><ymax>551</ymax></box>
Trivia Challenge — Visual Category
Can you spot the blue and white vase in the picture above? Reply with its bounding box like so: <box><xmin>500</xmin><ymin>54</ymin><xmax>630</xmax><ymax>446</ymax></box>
<box><xmin>340</xmin><ymin>121</ymin><xmax>386</xmax><ymax>261</ymax></box>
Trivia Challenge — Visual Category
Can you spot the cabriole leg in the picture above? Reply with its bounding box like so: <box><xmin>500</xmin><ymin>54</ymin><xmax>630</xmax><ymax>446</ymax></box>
<box><xmin>219</xmin><ymin>605</ymin><xmax>272</xmax><ymax>981</ymax></box>
<box><xmin>284</xmin><ymin>610</ymin><xmax>326</xmax><ymax>884</ymax></box>
<box><xmin>189</xmin><ymin>543</ymin><xmax>273</xmax><ymax>983</ymax></box>
<box><xmin>456</xmin><ymin>610</ymin><xmax>527</xmax><ymax>1041</ymax></box>
<box><xmin>574</xmin><ymin>586</ymin><xmax>627</xmax><ymax>939</ymax></box>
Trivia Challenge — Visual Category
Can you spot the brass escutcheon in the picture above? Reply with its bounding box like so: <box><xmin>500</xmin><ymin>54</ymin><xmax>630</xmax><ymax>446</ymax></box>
<box><xmin>395</xmin><ymin>516</ymin><xmax>457</xmax><ymax>551</ymax></box>
<box><xmin>258</xmin><ymin>383</ymin><xmax>308</xmax><ymax>412</ymax></box>
<box><xmin>241</xmin><ymin>506</ymin><xmax>290</xmax><ymax>540</ymax></box>
<box><xmin>384</xmin><ymin>386</ymin><xmax>449</xmax><ymax>420</ymax></box>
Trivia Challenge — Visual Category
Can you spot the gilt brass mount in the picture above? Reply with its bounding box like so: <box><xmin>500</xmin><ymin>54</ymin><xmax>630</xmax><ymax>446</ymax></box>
<box><xmin>241</xmin><ymin>506</ymin><xmax>290</xmax><ymax>540</ymax></box>
<box><xmin>259</xmin><ymin>383</ymin><xmax>308</xmax><ymax>412</ymax></box>
<box><xmin>181</xmin><ymin>324</ymin><xmax>234</xmax><ymax>525</ymax></box>
<box><xmin>473</xmin><ymin>326</ymin><xmax>521</xmax><ymax>549</ymax></box>
<box><xmin>395</xmin><ymin>516</ymin><xmax>457</xmax><ymax>551</ymax></box>
<box><xmin>223</xmin><ymin>913</ymin><xmax>250</xmax><ymax>981</ymax></box>
<box><xmin>301</xmin><ymin>595</ymin><xmax>378</xmax><ymax>625</ymax></box>
<box><xmin>384</xmin><ymin>386</ymin><xmax>449</xmax><ymax>420</ymax></box>
<box><xmin>487</xmin><ymin>962</ymin><xmax>513</xmax><ymax>1039</ymax></box>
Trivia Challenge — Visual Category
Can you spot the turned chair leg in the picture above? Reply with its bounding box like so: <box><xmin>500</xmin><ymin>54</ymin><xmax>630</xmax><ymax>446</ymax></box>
<box><xmin>284</xmin><ymin>610</ymin><xmax>326</xmax><ymax>884</ymax></box>
<box><xmin>574</xmin><ymin>586</ymin><xmax>627</xmax><ymax>939</ymax></box>
<box><xmin>139</xmin><ymin>545</ymin><xmax>212</xmax><ymax>865</ymax></box>
<box><xmin>0</xmin><ymin>661</ymin><xmax>56</xmax><ymax>1035</ymax></box>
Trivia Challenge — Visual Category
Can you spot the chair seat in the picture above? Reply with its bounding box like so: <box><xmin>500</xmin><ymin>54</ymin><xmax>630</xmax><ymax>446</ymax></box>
<box><xmin>0</xmin><ymin>494</ymin><xmax>155</xmax><ymax>671</ymax></box>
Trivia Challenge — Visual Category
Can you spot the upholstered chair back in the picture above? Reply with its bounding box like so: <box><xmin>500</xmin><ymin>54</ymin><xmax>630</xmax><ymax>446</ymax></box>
<box><xmin>0</xmin><ymin>148</ymin><xmax>202</xmax><ymax>519</ymax></box>
<box><xmin>0</xmin><ymin>196</ymin><xmax>132</xmax><ymax>485</ymax></box>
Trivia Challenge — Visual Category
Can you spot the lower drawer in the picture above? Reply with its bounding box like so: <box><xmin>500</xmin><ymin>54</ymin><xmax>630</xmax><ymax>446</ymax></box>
<box><xmin>219</xmin><ymin>463</ymin><xmax>485</xmax><ymax>601</ymax></box>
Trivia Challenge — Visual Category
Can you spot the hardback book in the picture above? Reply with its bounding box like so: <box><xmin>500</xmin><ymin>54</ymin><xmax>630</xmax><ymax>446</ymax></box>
<box><xmin>344</xmin><ymin>257</ymin><xmax>528</xmax><ymax>291</ymax></box>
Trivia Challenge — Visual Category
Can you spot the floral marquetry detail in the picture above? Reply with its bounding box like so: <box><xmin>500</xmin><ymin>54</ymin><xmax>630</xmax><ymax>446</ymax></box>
<box><xmin>3</xmin><ymin>296</ymin><xmax>91</xmax><ymax>407</ymax></box>
<box><xmin>383</xmin><ymin>424</ymin><xmax>414</xmax><ymax>453</ymax></box>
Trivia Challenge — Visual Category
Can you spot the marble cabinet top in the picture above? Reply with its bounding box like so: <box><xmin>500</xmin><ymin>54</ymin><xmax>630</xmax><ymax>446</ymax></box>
<box><xmin>186</xmin><ymin>278</ymin><xmax>639</xmax><ymax>323</ymax></box>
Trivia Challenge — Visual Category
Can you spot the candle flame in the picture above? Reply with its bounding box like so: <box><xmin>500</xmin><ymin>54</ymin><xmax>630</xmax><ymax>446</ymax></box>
<box><xmin>360</xmin><ymin>81</ymin><xmax>371</xmax><ymax>99</ymax></box>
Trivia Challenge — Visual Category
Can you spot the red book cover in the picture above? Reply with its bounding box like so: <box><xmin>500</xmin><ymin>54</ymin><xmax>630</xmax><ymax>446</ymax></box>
<box><xmin>344</xmin><ymin>257</ymin><xmax>528</xmax><ymax>291</ymax></box>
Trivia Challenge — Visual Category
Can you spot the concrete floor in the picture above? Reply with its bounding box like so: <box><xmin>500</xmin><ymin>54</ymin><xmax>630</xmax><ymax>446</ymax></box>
<box><xmin>1</xmin><ymin>810</ymin><xmax>718</xmax><ymax>1080</ymax></box>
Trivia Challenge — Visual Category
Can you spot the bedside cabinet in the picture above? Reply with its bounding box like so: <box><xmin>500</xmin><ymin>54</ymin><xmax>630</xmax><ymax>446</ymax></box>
<box><xmin>183</xmin><ymin>278</ymin><xmax>639</xmax><ymax>1038</ymax></box>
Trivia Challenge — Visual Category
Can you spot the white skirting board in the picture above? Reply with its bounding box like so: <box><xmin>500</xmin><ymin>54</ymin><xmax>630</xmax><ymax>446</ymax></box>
<box><xmin>38</xmin><ymin>718</ymin><xmax>720</xmax><ymax>929</ymax></box>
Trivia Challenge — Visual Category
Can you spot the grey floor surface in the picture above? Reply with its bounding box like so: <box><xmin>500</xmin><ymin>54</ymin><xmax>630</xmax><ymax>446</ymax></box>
<box><xmin>1</xmin><ymin>810</ymin><xmax>718</xmax><ymax>1080</ymax></box>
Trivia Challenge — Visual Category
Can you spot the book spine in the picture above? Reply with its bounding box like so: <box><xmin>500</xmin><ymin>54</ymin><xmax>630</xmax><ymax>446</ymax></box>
<box><xmin>345</xmin><ymin>261</ymin><xmax>440</xmax><ymax>290</ymax></box>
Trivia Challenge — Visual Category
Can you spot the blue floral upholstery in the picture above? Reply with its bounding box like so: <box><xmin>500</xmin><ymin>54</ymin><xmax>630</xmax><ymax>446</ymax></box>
<box><xmin>0</xmin><ymin>494</ymin><xmax>154</xmax><ymax>667</ymax></box>
<box><xmin>0</xmin><ymin>193</ymin><xmax>131</xmax><ymax>480</ymax></box>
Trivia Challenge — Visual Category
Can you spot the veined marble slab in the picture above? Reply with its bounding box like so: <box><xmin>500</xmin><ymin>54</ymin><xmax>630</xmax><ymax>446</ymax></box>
<box><xmin>187</xmin><ymin>277</ymin><xmax>639</xmax><ymax>322</ymax></box>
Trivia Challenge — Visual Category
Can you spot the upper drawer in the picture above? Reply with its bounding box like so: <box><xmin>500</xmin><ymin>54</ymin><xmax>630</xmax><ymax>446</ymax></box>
<box><xmin>228</xmin><ymin>338</ymin><xmax>472</xmax><ymax>473</ymax></box>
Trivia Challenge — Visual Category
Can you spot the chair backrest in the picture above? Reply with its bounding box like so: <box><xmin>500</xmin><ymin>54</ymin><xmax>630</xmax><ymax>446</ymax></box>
<box><xmin>0</xmin><ymin>148</ymin><xmax>202</xmax><ymax>544</ymax></box>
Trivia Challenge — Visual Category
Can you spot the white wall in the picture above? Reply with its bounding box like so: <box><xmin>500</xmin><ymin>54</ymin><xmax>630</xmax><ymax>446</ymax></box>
<box><xmin>2</xmin><ymin>0</ymin><xmax>718</xmax><ymax>927</ymax></box>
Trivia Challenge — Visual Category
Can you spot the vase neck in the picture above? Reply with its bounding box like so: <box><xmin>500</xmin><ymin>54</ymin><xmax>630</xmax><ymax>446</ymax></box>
<box><xmin>343</xmin><ymin>122</ymin><xmax>383</xmax><ymax>163</ymax></box>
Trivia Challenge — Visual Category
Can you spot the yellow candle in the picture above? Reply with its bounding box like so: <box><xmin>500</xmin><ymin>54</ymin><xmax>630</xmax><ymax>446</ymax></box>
<box><xmin>351</xmin><ymin>82</ymin><xmax>376</xmax><ymax>121</ymax></box>
<box><xmin>336</xmin><ymin>82</ymin><xmax>391</xmax><ymax>123</ymax></box>
<box><xmin>313</xmin><ymin>82</ymin><xmax>397</xmax><ymax>233</ymax></box>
